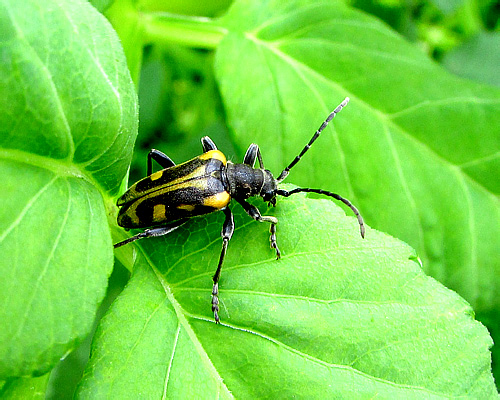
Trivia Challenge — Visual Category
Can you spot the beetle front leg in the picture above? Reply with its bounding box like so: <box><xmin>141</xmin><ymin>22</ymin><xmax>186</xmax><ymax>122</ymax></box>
<box><xmin>237</xmin><ymin>199</ymin><xmax>281</xmax><ymax>259</ymax></box>
<box><xmin>212</xmin><ymin>207</ymin><xmax>235</xmax><ymax>323</ymax></box>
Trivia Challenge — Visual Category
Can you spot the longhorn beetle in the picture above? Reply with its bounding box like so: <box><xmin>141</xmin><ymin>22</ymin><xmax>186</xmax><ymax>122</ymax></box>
<box><xmin>114</xmin><ymin>97</ymin><xmax>364</xmax><ymax>323</ymax></box>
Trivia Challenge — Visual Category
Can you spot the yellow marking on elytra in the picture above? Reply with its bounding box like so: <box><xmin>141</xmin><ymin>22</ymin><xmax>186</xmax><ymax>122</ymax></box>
<box><xmin>150</xmin><ymin>170</ymin><xmax>163</xmax><ymax>181</ymax></box>
<box><xmin>153</xmin><ymin>204</ymin><xmax>166</xmax><ymax>221</ymax></box>
<box><xmin>199</xmin><ymin>150</ymin><xmax>226</xmax><ymax>164</ymax></box>
<box><xmin>177</xmin><ymin>204</ymin><xmax>196</xmax><ymax>211</ymax></box>
<box><xmin>203</xmin><ymin>191</ymin><xmax>231</xmax><ymax>209</ymax></box>
<box><xmin>127</xmin><ymin>210</ymin><xmax>140</xmax><ymax>226</ymax></box>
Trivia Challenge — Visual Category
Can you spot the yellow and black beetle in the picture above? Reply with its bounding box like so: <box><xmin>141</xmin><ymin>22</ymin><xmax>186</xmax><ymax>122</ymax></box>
<box><xmin>114</xmin><ymin>97</ymin><xmax>364</xmax><ymax>323</ymax></box>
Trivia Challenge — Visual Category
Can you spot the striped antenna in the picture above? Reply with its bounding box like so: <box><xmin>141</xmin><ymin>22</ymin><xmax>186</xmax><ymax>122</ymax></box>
<box><xmin>276</xmin><ymin>97</ymin><xmax>349</xmax><ymax>183</ymax></box>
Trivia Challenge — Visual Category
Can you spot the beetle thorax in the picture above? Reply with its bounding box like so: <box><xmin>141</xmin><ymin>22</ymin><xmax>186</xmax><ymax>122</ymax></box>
<box><xmin>225</xmin><ymin>162</ymin><xmax>277</xmax><ymax>200</ymax></box>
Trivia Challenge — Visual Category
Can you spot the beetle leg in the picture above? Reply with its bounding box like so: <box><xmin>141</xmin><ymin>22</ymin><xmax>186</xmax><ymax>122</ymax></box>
<box><xmin>201</xmin><ymin>136</ymin><xmax>218</xmax><ymax>152</ymax></box>
<box><xmin>236</xmin><ymin>199</ymin><xmax>280</xmax><ymax>259</ymax></box>
<box><xmin>113</xmin><ymin>219</ymin><xmax>188</xmax><ymax>248</ymax></box>
<box><xmin>212</xmin><ymin>207</ymin><xmax>235</xmax><ymax>323</ymax></box>
<box><xmin>243</xmin><ymin>144</ymin><xmax>257</xmax><ymax>167</ymax></box>
<box><xmin>243</xmin><ymin>144</ymin><xmax>264</xmax><ymax>168</ymax></box>
<box><xmin>147</xmin><ymin>149</ymin><xmax>175</xmax><ymax>176</ymax></box>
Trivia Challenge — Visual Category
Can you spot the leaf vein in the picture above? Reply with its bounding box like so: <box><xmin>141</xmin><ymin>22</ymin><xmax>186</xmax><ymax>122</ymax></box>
<box><xmin>4</xmin><ymin>2</ymin><xmax>74</xmax><ymax>158</ymax></box>
<box><xmin>10</xmin><ymin>177</ymin><xmax>71</xmax><ymax>343</ymax></box>
<box><xmin>140</xmin><ymin>249</ymin><xmax>233</xmax><ymax>398</ymax></box>
<box><xmin>108</xmin><ymin>298</ymin><xmax>166</xmax><ymax>393</ymax></box>
<box><xmin>0</xmin><ymin>175</ymin><xmax>58</xmax><ymax>243</ymax></box>
<box><xmin>453</xmin><ymin>168</ymin><xmax>478</xmax><ymax>303</ymax></box>
<box><xmin>381</xmin><ymin>125</ymin><xmax>427</xmax><ymax>260</ymax></box>
<box><xmin>188</xmin><ymin>315</ymin><xmax>449</xmax><ymax>397</ymax></box>
<box><xmin>162</xmin><ymin>323</ymin><xmax>181</xmax><ymax>400</ymax></box>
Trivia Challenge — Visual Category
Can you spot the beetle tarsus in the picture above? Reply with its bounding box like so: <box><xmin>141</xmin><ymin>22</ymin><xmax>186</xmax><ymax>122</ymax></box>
<box><xmin>270</xmin><ymin>223</ymin><xmax>281</xmax><ymax>259</ymax></box>
<box><xmin>212</xmin><ymin>282</ymin><xmax>220</xmax><ymax>323</ymax></box>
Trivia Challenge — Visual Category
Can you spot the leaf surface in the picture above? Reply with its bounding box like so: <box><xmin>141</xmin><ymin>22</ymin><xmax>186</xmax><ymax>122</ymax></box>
<box><xmin>78</xmin><ymin>191</ymin><xmax>496</xmax><ymax>398</ymax></box>
<box><xmin>0</xmin><ymin>0</ymin><xmax>137</xmax><ymax>194</ymax></box>
<box><xmin>442</xmin><ymin>32</ymin><xmax>500</xmax><ymax>88</ymax></box>
<box><xmin>0</xmin><ymin>374</ymin><xmax>49</xmax><ymax>399</ymax></box>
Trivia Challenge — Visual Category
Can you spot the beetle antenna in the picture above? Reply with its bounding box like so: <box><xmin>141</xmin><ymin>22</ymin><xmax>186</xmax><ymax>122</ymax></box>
<box><xmin>276</xmin><ymin>97</ymin><xmax>350</xmax><ymax>183</ymax></box>
<box><xmin>276</xmin><ymin>187</ymin><xmax>365</xmax><ymax>238</ymax></box>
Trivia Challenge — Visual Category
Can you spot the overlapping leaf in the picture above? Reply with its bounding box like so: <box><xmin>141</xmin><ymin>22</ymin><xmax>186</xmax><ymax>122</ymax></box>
<box><xmin>79</xmin><ymin>192</ymin><xmax>496</xmax><ymax>398</ymax></box>
<box><xmin>0</xmin><ymin>0</ymin><xmax>137</xmax><ymax>378</ymax></box>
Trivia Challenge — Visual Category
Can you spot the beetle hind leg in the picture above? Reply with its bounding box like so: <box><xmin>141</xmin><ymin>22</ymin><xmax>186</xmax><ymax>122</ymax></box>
<box><xmin>212</xmin><ymin>207</ymin><xmax>235</xmax><ymax>323</ymax></box>
<box><xmin>113</xmin><ymin>219</ymin><xmax>188</xmax><ymax>248</ymax></box>
<box><xmin>269</xmin><ymin>222</ymin><xmax>281</xmax><ymax>259</ymax></box>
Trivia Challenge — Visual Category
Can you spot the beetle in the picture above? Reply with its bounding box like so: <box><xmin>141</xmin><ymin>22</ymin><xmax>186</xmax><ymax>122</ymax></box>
<box><xmin>114</xmin><ymin>97</ymin><xmax>364</xmax><ymax>323</ymax></box>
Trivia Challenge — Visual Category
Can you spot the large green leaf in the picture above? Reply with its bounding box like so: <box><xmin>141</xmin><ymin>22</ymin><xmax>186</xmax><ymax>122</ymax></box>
<box><xmin>78</xmin><ymin>191</ymin><xmax>496</xmax><ymax>398</ymax></box>
<box><xmin>0</xmin><ymin>0</ymin><xmax>137</xmax><ymax>378</ymax></box>
<box><xmin>214</xmin><ymin>0</ymin><xmax>500</xmax><ymax>318</ymax></box>
<box><xmin>0</xmin><ymin>0</ymin><xmax>137</xmax><ymax>195</ymax></box>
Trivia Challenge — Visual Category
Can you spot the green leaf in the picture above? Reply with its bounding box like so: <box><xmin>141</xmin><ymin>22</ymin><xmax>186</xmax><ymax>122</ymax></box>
<box><xmin>214</xmin><ymin>0</ymin><xmax>500</xmax><ymax>324</ymax></box>
<box><xmin>78</xmin><ymin>191</ymin><xmax>496</xmax><ymax>398</ymax></box>
<box><xmin>0</xmin><ymin>374</ymin><xmax>49</xmax><ymax>399</ymax></box>
<box><xmin>0</xmin><ymin>0</ymin><xmax>137</xmax><ymax>195</ymax></box>
<box><xmin>0</xmin><ymin>0</ymin><xmax>137</xmax><ymax>378</ymax></box>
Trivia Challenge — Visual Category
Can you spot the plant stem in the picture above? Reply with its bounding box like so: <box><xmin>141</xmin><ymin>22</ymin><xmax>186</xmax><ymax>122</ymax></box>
<box><xmin>143</xmin><ymin>13</ymin><xmax>227</xmax><ymax>49</ymax></box>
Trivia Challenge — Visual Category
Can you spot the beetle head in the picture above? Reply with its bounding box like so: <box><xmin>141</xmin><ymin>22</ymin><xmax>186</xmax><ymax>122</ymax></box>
<box><xmin>260</xmin><ymin>170</ymin><xmax>278</xmax><ymax>206</ymax></box>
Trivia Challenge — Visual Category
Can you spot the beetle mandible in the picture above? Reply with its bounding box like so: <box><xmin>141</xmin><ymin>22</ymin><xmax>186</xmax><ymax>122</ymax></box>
<box><xmin>114</xmin><ymin>97</ymin><xmax>364</xmax><ymax>323</ymax></box>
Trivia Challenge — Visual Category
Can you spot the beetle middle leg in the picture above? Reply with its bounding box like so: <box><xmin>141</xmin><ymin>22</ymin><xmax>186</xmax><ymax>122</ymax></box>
<box><xmin>236</xmin><ymin>199</ymin><xmax>281</xmax><ymax>259</ymax></box>
<box><xmin>212</xmin><ymin>207</ymin><xmax>235</xmax><ymax>323</ymax></box>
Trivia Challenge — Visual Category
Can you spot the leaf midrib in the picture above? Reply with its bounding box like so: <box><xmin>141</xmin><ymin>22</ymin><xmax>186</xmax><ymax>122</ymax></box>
<box><xmin>0</xmin><ymin>148</ymin><xmax>109</xmax><ymax>200</ymax></box>
<box><xmin>141</xmin><ymin>246</ymin><xmax>233</xmax><ymax>399</ymax></box>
